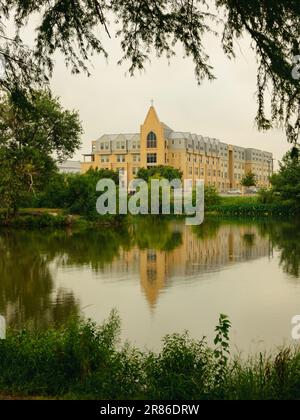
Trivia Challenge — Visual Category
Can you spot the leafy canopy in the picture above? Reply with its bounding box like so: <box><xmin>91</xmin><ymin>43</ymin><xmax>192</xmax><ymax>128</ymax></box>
<box><xmin>240</xmin><ymin>171</ymin><xmax>257</xmax><ymax>187</ymax></box>
<box><xmin>0</xmin><ymin>90</ymin><xmax>82</xmax><ymax>213</ymax></box>
<box><xmin>0</xmin><ymin>1</ymin><xmax>300</xmax><ymax>142</ymax></box>
<box><xmin>270</xmin><ymin>150</ymin><xmax>300</xmax><ymax>207</ymax></box>
<box><xmin>137</xmin><ymin>166</ymin><xmax>183</xmax><ymax>182</ymax></box>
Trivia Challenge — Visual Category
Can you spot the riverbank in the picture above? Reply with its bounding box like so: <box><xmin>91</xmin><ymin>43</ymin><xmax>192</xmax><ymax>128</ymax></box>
<box><xmin>0</xmin><ymin>197</ymin><xmax>298</xmax><ymax>229</ymax></box>
<box><xmin>0</xmin><ymin>313</ymin><xmax>300</xmax><ymax>400</ymax></box>
<box><xmin>0</xmin><ymin>209</ymin><xmax>124</xmax><ymax>228</ymax></box>
<box><xmin>207</xmin><ymin>196</ymin><xmax>297</xmax><ymax>217</ymax></box>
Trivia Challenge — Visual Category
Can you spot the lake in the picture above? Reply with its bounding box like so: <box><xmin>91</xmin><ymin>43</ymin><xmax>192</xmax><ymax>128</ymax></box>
<box><xmin>1</xmin><ymin>217</ymin><xmax>300</xmax><ymax>353</ymax></box>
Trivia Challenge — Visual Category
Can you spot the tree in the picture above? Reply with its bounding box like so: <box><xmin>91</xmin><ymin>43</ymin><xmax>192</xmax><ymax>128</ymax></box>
<box><xmin>0</xmin><ymin>1</ymin><xmax>299</xmax><ymax>142</ymax></box>
<box><xmin>269</xmin><ymin>150</ymin><xmax>300</xmax><ymax>206</ymax></box>
<box><xmin>240</xmin><ymin>171</ymin><xmax>257</xmax><ymax>188</ymax></box>
<box><xmin>137</xmin><ymin>166</ymin><xmax>183</xmax><ymax>182</ymax></box>
<box><xmin>0</xmin><ymin>90</ymin><xmax>82</xmax><ymax>214</ymax></box>
<box><xmin>204</xmin><ymin>185</ymin><xmax>221</xmax><ymax>207</ymax></box>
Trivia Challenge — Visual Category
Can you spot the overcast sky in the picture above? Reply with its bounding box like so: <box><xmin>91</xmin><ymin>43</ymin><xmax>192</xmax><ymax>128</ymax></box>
<box><xmin>19</xmin><ymin>19</ymin><xmax>292</xmax><ymax>168</ymax></box>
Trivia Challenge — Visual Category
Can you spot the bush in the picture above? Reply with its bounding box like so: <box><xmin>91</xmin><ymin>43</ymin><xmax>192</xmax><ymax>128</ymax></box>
<box><xmin>137</xmin><ymin>166</ymin><xmax>183</xmax><ymax>182</ymax></box>
<box><xmin>34</xmin><ymin>169</ymin><xmax>122</xmax><ymax>223</ymax></box>
<box><xmin>210</xmin><ymin>203</ymin><xmax>296</xmax><ymax>217</ymax></box>
<box><xmin>1</xmin><ymin>313</ymin><xmax>300</xmax><ymax>400</ymax></box>
<box><xmin>257</xmin><ymin>188</ymin><xmax>278</xmax><ymax>204</ymax></box>
<box><xmin>0</xmin><ymin>213</ymin><xmax>72</xmax><ymax>228</ymax></box>
<box><xmin>269</xmin><ymin>150</ymin><xmax>300</xmax><ymax>209</ymax></box>
<box><xmin>204</xmin><ymin>186</ymin><xmax>221</xmax><ymax>208</ymax></box>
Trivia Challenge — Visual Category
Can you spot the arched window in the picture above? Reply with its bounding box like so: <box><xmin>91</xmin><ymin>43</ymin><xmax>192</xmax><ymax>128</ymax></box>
<box><xmin>147</xmin><ymin>131</ymin><xmax>157</xmax><ymax>148</ymax></box>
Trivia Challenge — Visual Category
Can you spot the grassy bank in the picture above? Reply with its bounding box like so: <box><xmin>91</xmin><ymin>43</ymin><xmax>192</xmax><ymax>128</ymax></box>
<box><xmin>0</xmin><ymin>195</ymin><xmax>298</xmax><ymax>229</ymax></box>
<box><xmin>0</xmin><ymin>312</ymin><xmax>300</xmax><ymax>400</ymax></box>
<box><xmin>0</xmin><ymin>209</ymin><xmax>123</xmax><ymax>228</ymax></box>
<box><xmin>208</xmin><ymin>196</ymin><xmax>297</xmax><ymax>217</ymax></box>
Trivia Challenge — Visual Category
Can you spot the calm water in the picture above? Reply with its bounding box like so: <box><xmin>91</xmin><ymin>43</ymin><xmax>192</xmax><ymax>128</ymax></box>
<box><xmin>1</xmin><ymin>217</ymin><xmax>300</xmax><ymax>352</ymax></box>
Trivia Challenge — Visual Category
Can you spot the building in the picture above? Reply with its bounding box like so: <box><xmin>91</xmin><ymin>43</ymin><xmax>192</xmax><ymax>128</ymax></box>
<box><xmin>81</xmin><ymin>106</ymin><xmax>273</xmax><ymax>192</ymax></box>
<box><xmin>97</xmin><ymin>222</ymin><xmax>272</xmax><ymax>308</ymax></box>
<box><xmin>58</xmin><ymin>160</ymin><xmax>81</xmax><ymax>174</ymax></box>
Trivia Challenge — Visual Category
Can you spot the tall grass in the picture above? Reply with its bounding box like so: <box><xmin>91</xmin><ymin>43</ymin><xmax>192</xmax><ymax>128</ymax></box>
<box><xmin>0</xmin><ymin>312</ymin><xmax>300</xmax><ymax>400</ymax></box>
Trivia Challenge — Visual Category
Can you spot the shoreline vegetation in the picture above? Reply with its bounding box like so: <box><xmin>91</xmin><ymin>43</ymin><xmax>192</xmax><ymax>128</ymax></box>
<box><xmin>0</xmin><ymin>312</ymin><xmax>300</xmax><ymax>400</ymax></box>
<box><xmin>0</xmin><ymin>196</ymin><xmax>297</xmax><ymax>229</ymax></box>
<box><xmin>2</xmin><ymin>152</ymin><xmax>300</xmax><ymax>227</ymax></box>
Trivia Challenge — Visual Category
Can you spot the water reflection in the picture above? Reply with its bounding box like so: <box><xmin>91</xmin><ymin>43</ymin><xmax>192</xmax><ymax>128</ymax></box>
<box><xmin>111</xmin><ymin>219</ymin><xmax>273</xmax><ymax>307</ymax></box>
<box><xmin>266</xmin><ymin>222</ymin><xmax>300</xmax><ymax>278</ymax></box>
<box><xmin>0</xmin><ymin>218</ymin><xmax>299</xmax><ymax>334</ymax></box>
<box><xmin>0</xmin><ymin>230</ymin><xmax>80</xmax><ymax>329</ymax></box>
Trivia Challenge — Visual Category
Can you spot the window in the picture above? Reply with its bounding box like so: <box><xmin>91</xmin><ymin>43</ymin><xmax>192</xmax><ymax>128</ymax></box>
<box><xmin>147</xmin><ymin>153</ymin><xmax>157</xmax><ymax>164</ymax></box>
<box><xmin>101</xmin><ymin>156</ymin><xmax>109</xmax><ymax>163</ymax></box>
<box><xmin>133</xmin><ymin>154</ymin><xmax>140</xmax><ymax>162</ymax></box>
<box><xmin>132</xmin><ymin>167</ymin><xmax>139</xmax><ymax>175</ymax></box>
<box><xmin>117</xmin><ymin>155</ymin><xmax>126</xmax><ymax>163</ymax></box>
<box><xmin>147</xmin><ymin>131</ymin><xmax>157</xmax><ymax>148</ymax></box>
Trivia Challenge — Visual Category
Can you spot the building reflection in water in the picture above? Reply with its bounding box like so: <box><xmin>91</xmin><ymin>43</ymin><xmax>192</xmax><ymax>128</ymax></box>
<box><xmin>101</xmin><ymin>222</ymin><xmax>273</xmax><ymax>308</ymax></box>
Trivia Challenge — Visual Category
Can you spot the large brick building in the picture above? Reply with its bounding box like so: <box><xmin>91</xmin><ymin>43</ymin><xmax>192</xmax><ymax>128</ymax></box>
<box><xmin>81</xmin><ymin>106</ymin><xmax>273</xmax><ymax>192</ymax></box>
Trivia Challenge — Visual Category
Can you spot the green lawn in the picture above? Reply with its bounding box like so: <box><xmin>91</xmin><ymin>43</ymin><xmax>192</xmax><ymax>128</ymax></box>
<box><xmin>220</xmin><ymin>196</ymin><xmax>258</xmax><ymax>205</ymax></box>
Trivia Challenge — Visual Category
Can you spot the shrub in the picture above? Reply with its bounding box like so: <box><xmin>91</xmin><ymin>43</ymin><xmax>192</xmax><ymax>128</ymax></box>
<box><xmin>204</xmin><ymin>185</ymin><xmax>221</xmax><ymax>208</ymax></box>
<box><xmin>1</xmin><ymin>313</ymin><xmax>300</xmax><ymax>400</ymax></box>
<box><xmin>210</xmin><ymin>203</ymin><xmax>297</xmax><ymax>217</ymax></box>
<box><xmin>257</xmin><ymin>188</ymin><xmax>278</xmax><ymax>204</ymax></box>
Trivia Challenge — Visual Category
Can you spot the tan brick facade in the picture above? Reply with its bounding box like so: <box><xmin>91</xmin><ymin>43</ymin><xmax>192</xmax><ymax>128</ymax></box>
<box><xmin>81</xmin><ymin>106</ymin><xmax>273</xmax><ymax>192</ymax></box>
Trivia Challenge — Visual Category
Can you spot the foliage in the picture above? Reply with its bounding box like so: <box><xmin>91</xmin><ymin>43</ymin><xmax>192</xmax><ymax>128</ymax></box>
<box><xmin>0</xmin><ymin>90</ymin><xmax>82</xmax><ymax>215</ymax></box>
<box><xmin>220</xmin><ymin>196</ymin><xmax>258</xmax><ymax>205</ymax></box>
<box><xmin>241</xmin><ymin>171</ymin><xmax>257</xmax><ymax>187</ymax></box>
<box><xmin>204</xmin><ymin>185</ymin><xmax>221</xmax><ymax>208</ymax></box>
<box><xmin>208</xmin><ymin>194</ymin><xmax>296</xmax><ymax>216</ymax></box>
<box><xmin>0</xmin><ymin>1</ymin><xmax>299</xmax><ymax>141</ymax></box>
<box><xmin>137</xmin><ymin>166</ymin><xmax>183</xmax><ymax>182</ymax></box>
<box><xmin>210</xmin><ymin>203</ymin><xmax>296</xmax><ymax>217</ymax></box>
<box><xmin>36</xmin><ymin>169</ymin><xmax>121</xmax><ymax>222</ymax></box>
<box><xmin>0</xmin><ymin>213</ymin><xmax>73</xmax><ymax>228</ymax></box>
<box><xmin>1</xmin><ymin>312</ymin><xmax>300</xmax><ymax>399</ymax></box>
<box><xmin>257</xmin><ymin>187</ymin><xmax>279</xmax><ymax>204</ymax></box>
<box><xmin>192</xmin><ymin>185</ymin><xmax>221</xmax><ymax>211</ymax></box>
<box><xmin>213</xmin><ymin>314</ymin><xmax>231</xmax><ymax>388</ymax></box>
<box><xmin>270</xmin><ymin>151</ymin><xmax>300</xmax><ymax>208</ymax></box>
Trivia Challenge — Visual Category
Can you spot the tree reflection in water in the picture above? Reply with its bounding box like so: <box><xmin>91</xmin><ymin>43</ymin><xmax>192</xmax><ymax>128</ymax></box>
<box><xmin>0</xmin><ymin>217</ymin><xmax>300</xmax><ymax>329</ymax></box>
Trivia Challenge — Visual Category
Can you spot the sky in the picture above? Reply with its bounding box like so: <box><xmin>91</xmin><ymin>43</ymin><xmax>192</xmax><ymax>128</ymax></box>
<box><xmin>11</xmin><ymin>16</ymin><xmax>293</xmax><ymax>168</ymax></box>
